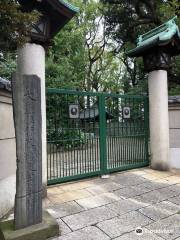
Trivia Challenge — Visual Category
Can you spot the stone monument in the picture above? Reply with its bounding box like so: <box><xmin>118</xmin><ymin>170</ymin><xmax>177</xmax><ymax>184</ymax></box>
<box><xmin>18</xmin><ymin>0</ymin><xmax>79</xmax><ymax>196</ymax></box>
<box><xmin>13</xmin><ymin>74</ymin><xmax>42</xmax><ymax>229</ymax></box>
<box><xmin>0</xmin><ymin>1</ymin><xmax>78</xmax><ymax>239</ymax></box>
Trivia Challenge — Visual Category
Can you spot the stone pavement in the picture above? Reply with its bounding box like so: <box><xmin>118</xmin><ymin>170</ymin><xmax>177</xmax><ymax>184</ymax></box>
<box><xmin>45</xmin><ymin>168</ymin><xmax>180</xmax><ymax>240</ymax></box>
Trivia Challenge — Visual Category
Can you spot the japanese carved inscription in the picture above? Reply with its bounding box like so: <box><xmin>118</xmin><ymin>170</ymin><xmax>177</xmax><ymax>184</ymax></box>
<box><xmin>12</xmin><ymin>74</ymin><xmax>42</xmax><ymax>230</ymax></box>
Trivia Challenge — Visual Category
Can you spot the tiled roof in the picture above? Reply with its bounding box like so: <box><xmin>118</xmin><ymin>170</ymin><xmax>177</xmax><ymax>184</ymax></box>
<box><xmin>79</xmin><ymin>107</ymin><xmax>114</xmax><ymax>120</ymax></box>
<box><xmin>58</xmin><ymin>0</ymin><xmax>79</xmax><ymax>13</ymax></box>
<box><xmin>0</xmin><ymin>77</ymin><xmax>11</xmax><ymax>92</ymax></box>
<box><xmin>127</xmin><ymin>16</ymin><xmax>180</xmax><ymax>57</ymax></box>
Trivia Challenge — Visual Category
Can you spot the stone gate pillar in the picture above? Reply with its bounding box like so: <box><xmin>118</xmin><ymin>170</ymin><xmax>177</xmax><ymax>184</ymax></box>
<box><xmin>0</xmin><ymin>0</ymin><xmax>78</xmax><ymax>239</ymax></box>
<box><xmin>17</xmin><ymin>43</ymin><xmax>47</xmax><ymax>196</ymax></box>
<box><xmin>127</xmin><ymin>16</ymin><xmax>180</xmax><ymax>171</ymax></box>
<box><xmin>148</xmin><ymin>69</ymin><xmax>169</xmax><ymax>170</ymax></box>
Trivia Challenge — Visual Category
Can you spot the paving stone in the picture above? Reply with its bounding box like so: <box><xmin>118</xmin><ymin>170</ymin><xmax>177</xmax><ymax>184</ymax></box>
<box><xmin>76</xmin><ymin>192</ymin><xmax>121</xmax><ymax>209</ymax></box>
<box><xmin>134</xmin><ymin>188</ymin><xmax>177</xmax><ymax>205</ymax></box>
<box><xmin>53</xmin><ymin>226</ymin><xmax>110</xmax><ymax>240</ymax></box>
<box><xmin>48</xmin><ymin>187</ymin><xmax>64</xmax><ymax>195</ymax></box>
<box><xmin>91</xmin><ymin>176</ymin><xmax>115</xmax><ymax>185</ymax></box>
<box><xmin>113</xmin><ymin>174</ymin><xmax>148</xmax><ymax>186</ymax></box>
<box><xmin>155</xmin><ymin>187</ymin><xmax>178</xmax><ymax>200</ymax></box>
<box><xmin>58</xmin><ymin>181</ymin><xmax>94</xmax><ymax>192</ymax></box>
<box><xmin>165</xmin><ymin>184</ymin><xmax>180</xmax><ymax>195</ymax></box>
<box><xmin>164</xmin><ymin>176</ymin><xmax>180</xmax><ymax>184</ymax></box>
<box><xmin>96</xmin><ymin>210</ymin><xmax>153</xmax><ymax>238</ymax></box>
<box><xmin>142</xmin><ymin>174</ymin><xmax>161</xmax><ymax>181</ymax></box>
<box><xmin>139</xmin><ymin>200</ymin><xmax>180</xmax><ymax>221</ymax></box>
<box><xmin>143</xmin><ymin>169</ymin><xmax>157</xmax><ymax>173</ymax></box>
<box><xmin>138</xmin><ymin>180</ymin><xmax>169</xmax><ymax>191</ymax></box>
<box><xmin>126</xmin><ymin>169</ymin><xmax>147</xmax><ymax>176</ymax></box>
<box><xmin>57</xmin><ymin>218</ymin><xmax>72</xmax><ymax>235</ymax></box>
<box><xmin>113</xmin><ymin>228</ymin><xmax>164</xmax><ymax>240</ymax></box>
<box><xmin>168</xmin><ymin>195</ymin><xmax>180</xmax><ymax>205</ymax></box>
<box><xmin>48</xmin><ymin>189</ymin><xmax>92</xmax><ymax>204</ymax></box>
<box><xmin>86</xmin><ymin>182</ymin><xmax>124</xmax><ymax>195</ymax></box>
<box><xmin>62</xmin><ymin>205</ymin><xmax>117</xmax><ymax>231</ymax></box>
<box><xmin>47</xmin><ymin>201</ymin><xmax>84</xmax><ymax>218</ymax></box>
<box><xmin>46</xmin><ymin>169</ymin><xmax>180</xmax><ymax>240</ymax></box>
<box><xmin>113</xmin><ymin>185</ymin><xmax>149</xmax><ymax>199</ymax></box>
<box><xmin>149</xmin><ymin>171</ymin><xmax>174</xmax><ymax>179</ymax></box>
<box><xmin>107</xmin><ymin>198</ymin><xmax>147</xmax><ymax>216</ymax></box>
<box><xmin>146</xmin><ymin>214</ymin><xmax>180</xmax><ymax>240</ymax></box>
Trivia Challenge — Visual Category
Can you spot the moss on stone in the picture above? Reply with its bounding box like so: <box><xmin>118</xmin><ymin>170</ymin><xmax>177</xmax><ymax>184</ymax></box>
<box><xmin>0</xmin><ymin>211</ymin><xmax>59</xmax><ymax>240</ymax></box>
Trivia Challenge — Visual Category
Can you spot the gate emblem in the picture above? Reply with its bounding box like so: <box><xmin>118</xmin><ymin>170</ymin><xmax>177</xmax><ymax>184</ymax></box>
<box><xmin>69</xmin><ymin>104</ymin><xmax>79</xmax><ymax>118</ymax></box>
<box><xmin>123</xmin><ymin>107</ymin><xmax>131</xmax><ymax>119</ymax></box>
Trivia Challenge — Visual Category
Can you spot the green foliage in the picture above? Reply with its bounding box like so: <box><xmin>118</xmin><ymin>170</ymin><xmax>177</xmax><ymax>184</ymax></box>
<box><xmin>46</xmin><ymin>15</ymin><xmax>86</xmax><ymax>90</ymax></box>
<box><xmin>159</xmin><ymin>0</ymin><xmax>180</xmax><ymax>23</ymax></box>
<box><xmin>46</xmin><ymin>0</ymin><xmax>123</xmax><ymax>93</ymax></box>
<box><xmin>0</xmin><ymin>0</ymin><xmax>39</xmax><ymax>51</ymax></box>
<box><xmin>101</xmin><ymin>0</ymin><xmax>180</xmax><ymax>94</ymax></box>
<box><xmin>0</xmin><ymin>53</ymin><xmax>16</xmax><ymax>79</ymax></box>
<box><xmin>169</xmin><ymin>85</ymin><xmax>180</xmax><ymax>95</ymax></box>
<box><xmin>0</xmin><ymin>1</ymin><xmax>38</xmax><ymax>79</ymax></box>
<box><xmin>47</xmin><ymin>128</ymin><xmax>86</xmax><ymax>150</ymax></box>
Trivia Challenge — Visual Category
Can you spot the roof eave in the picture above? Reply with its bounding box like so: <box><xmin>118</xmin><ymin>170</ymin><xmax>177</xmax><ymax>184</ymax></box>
<box><xmin>58</xmin><ymin>0</ymin><xmax>79</xmax><ymax>13</ymax></box>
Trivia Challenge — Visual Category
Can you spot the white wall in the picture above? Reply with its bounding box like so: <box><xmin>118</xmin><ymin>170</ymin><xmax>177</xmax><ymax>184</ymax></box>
<box><xmin>169</xmin><ymin>104</ymin><xmax>180</xmax><ymax>170</ymax></box>
<box><xmin>0</xmin><ymin>90</ymin><xmax>16</xmax><ymax>218</ymax></box>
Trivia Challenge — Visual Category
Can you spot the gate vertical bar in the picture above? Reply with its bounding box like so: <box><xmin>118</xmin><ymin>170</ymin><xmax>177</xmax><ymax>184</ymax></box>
<box><xmin>99</xmin><ymin>94</ymin><xmax>107</xmax><ymax>174</ymax></box>
<box><xmin>144</xmin><ymin>96</ymin><xmax>149</xmax><ymax>163</ymax></box>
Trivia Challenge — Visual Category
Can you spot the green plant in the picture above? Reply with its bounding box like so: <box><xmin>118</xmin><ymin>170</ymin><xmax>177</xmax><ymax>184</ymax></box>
<box><xmin>47</xmin><ymin>128</ymin><xmax>86</xmax><ymax>150</ymax></box>
<box><xmin>169</xmin><ymin>85</ymin><xmax>180</xmax><ymax>96</ymax></box>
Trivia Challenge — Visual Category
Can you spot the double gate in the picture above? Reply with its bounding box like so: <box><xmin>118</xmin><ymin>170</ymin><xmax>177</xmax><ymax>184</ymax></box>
<box><xmin>46</xmin><ymin>89</ymin><xmax>149</xmax><ymax>185</ymax></box>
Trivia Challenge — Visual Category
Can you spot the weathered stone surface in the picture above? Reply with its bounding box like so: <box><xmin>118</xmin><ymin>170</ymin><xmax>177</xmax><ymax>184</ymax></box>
<box><xmin>113</xmin><ymin>185</ymin><xmax>149</xmax><ymax>199</ymax></box>
<box><xmin>96</xmin><ymin>211</ymin><xmax>153</xmax><ymax>238</ymax></box>
<box><xmin>113</xmin><ymin>229</ymin><xmax>164</xmax><ymax>240</ymax></box>
<box><xmin>134</xmin><ymin>187</ymin><xmax>177</xmax><ymax>205</ymax></box>
<box><xmin>54</xmin><ymin>226</ymin><xmax>110</xmax><ymax>240</ymax></box>
<box><xmin>0</xmin><ymin>211</ymin><xmax>59</xmax><ymax>240</ymax></box>
<box><xmin>62</xmin><ymin>205</ymin><xmax>117</xmax><ymax>231</ymax></box>
<box><xmin>56</xmin><ymin>219</ymin><xmax>71</xmax><ymax>236</ymax></box>
<box><xmin>44</xmin><ymin>168</ymin><xmax>180</xmax><ymax>240</ymax></box>
<box><xmin>107</xmin><ymin>198</ymin><xmax>147</xmax><ymax>215</ymax></box>
<box><xmin>76</xmin><ymin>192</ymin><xmax>121</xmax><ymax>209</ymax></box>
<box><xmin>168</xmin><ymin>194</ymin><xmax>180</xmax><ymax>205</ymax></box>
<box><xmin>165</xmin><ymin>184</ymin><xmax>180</xmax><ymax>195</ymax></box>
<box><xmin>12</xmin><ymin>74</ymin><xmax>42</xmax><ymax>229</ymax></box>
<box><xmin>146</xmin><ymin>214</ymin><xmax>180</xmax><ymax>240</ymax></box>
<box><xmin>137</xmin><ymin>180</ymin><xmax>169</xmax><ymax>191</ymax></box>
<box><xmin>113</xmin><ymin>173</ymin><xmax>148</xmax><ymax>186</ymax></box>
<box><xmin>47</xmin><ymin>189</ymin><xmax>92</xmax><ymax>204</ymax></box>
<box><xmin>86</xmin><ymin>182</ymin><xmax>124</xmax><ymax>195</ymax></box>
<box><xmin>139</xmin><ymin>200</ymin><xmax>180</xmax><ymax>221</ymax></box>
<box><xmin>47</xmin><ymin>201</ymin><xmax>83</xmax><ymax>218</ymax></box>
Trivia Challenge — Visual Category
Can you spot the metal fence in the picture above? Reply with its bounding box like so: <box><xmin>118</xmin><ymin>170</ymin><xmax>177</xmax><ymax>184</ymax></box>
<box><xmin>46</xmin><ymin>89</ymin><xmax>149</xmax><ymax>185</ymax></box>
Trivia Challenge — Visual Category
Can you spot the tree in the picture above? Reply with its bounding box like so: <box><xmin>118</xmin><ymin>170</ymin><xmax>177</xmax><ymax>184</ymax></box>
<box><xmin>0</xmin><ymin>52</ymin><xmax>16</xmax><ymax>79</ymax></box>
<box><xmin>0</xmin><ymin>0</ymin><xmax>39</xmax><ymax>52</ymax></box>
<box><xmin>101</xmin><ymin>0</ymin><xmax>180</xmax><ymax>94</ymax></box>
<box><xmin>46</xmin><ymin>0</ymin><xmax>123</xmax><ymax>93</ymax></box>
<box><xmin>0</xmin><ymin>1</ymin><xmax>39</xmax><ymax>80</ymax></box>
<box><xmin>46</xmin><ymin>5</ymin><xmax>86</xmax><ymax>90</ymax></box>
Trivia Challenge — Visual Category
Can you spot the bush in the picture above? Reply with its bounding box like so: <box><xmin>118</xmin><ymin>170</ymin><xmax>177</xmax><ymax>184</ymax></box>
<box><xmin>47</xmin><ymin>128</ymin><xmax>86</xmax><ymax>150</ymax></box>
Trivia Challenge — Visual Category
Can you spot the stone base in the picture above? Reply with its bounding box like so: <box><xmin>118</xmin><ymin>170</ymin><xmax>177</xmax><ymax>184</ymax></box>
<box><xmin>0</xmin><ymin>211</ymin><xmax>59</xmax><ymax>240</ymax></box>
<box><xmin>151</xmin><ymin>163</ymin><xmax>170</xmax><ymax>171</ymax></box>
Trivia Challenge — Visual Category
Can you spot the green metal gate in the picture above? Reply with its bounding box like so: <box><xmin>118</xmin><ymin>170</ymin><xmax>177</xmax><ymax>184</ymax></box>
<box><xmin>46</xmin><ymin>89</ymin><xmax>149</xmax><ymax>185</ymax></box>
